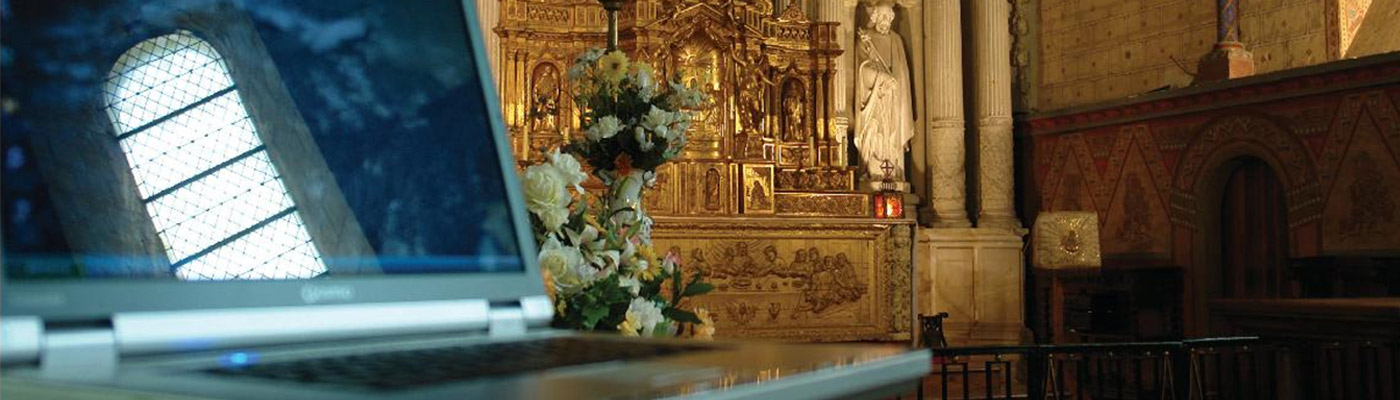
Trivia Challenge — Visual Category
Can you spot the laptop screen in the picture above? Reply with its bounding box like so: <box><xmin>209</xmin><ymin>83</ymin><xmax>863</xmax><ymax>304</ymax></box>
<box><xmin>2</xmin><ymin>0</ymin><xmax>523</xmax><ymax>282</ymax></box>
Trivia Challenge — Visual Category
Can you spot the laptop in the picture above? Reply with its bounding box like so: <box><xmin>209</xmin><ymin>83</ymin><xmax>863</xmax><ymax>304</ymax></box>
<box><xmin>0</xmin><ymin>0</ymin><xmax>929</xmax><ymax>398</ymax></box>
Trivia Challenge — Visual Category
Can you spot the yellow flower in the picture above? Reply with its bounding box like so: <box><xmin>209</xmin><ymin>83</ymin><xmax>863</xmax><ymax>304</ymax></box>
<box><xmin>597</xmin><ymin>51</ymin><xmax>630</xmax><ymax>85</ymax></box>
<box><xmin>618</xmin><ymin>312</ymin><xmax>641</xmax><ymax>337</ymax></box>
<box><xmin>583</xmin><ymin>213</ymin><xmax>603</xmax><ymax>231</ymax></box>
<box><xmin>541</xmin><ymin>268</ymin><xmax>557</xmax><ymax>301</ymax></box>
<box><xmin>636</xmin><ymin>244</ymin><xmax>662</xmax><ymax>279</ymax></box>
<box><xmin>693</xmin><ymin>308</ymin><xmax>715</xmax><ymax>340</ymax></box>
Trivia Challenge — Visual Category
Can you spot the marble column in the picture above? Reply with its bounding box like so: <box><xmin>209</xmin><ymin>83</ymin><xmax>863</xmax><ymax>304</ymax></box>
<box><xmin>816</xmin><ymin>0</ymin><xmax>852</xmax><ymax>166</ymax></box>
<box><xmin>923</xmin><ymin>0</ymin><xmax>970</xmax><ymax>228</ymax></box>
<box><xmin>475</xmin><ymin>0</ymin><xmax>502</xmax><ymax>84</ymax></box>
<box><xmin>968</xmin><ymin>0</ymin><xmax>1019</xmax><ymax>230</ymax></box>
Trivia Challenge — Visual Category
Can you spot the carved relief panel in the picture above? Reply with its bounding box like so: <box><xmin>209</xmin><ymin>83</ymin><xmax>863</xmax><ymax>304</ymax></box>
<box><xmin>652</xmin><ymin>219</ymin><xmax>911</xmax><ymax>341</ymax></box>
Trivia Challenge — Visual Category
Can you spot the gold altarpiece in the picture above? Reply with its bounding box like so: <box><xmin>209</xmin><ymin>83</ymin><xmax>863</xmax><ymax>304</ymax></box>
<box><xmin>493</xmin><ymin>0</ymin><xmax>913</xmax><ymax>342</ymax></box>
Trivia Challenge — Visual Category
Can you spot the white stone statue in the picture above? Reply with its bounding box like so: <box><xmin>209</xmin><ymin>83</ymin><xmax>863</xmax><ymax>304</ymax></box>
<box><xmin>854</xmin><ymin>3</ymin><xmax>914</xmax><ymax>186</ymax></box>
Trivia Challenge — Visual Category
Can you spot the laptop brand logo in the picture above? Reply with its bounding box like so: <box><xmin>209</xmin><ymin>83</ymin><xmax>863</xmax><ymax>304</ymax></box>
<box><xmin>300</xmin><ymin>284</ymin><xmax>355</xmax><ymax>304</ymax></box>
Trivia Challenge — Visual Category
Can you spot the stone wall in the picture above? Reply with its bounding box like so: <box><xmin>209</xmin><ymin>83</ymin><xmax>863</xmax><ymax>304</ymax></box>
<box><xmin>1037</xmin><ymin>0</ymin><xmax>1332</xmax><ymax>111</ymax></box>
<box><xmin>1022</xmin><ymin>54</ymin><xmax>1400</xmax><ymax>335</ymax></box>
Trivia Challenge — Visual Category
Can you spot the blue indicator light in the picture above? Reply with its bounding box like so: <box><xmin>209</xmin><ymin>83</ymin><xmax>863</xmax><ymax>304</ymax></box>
<box><xmin>220</xmin><ymin>351</ymin><xmax>259</xmax><ymax>367</ymax></box>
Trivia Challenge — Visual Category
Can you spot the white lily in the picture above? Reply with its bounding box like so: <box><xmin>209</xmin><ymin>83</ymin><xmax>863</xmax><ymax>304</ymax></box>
<box><xmin>642</xmin><ymin>106</ymin><xmax>673</xmax><ymax>131</ymax></box>
<box><xmin>635</xmin><ymin>127</ymin><xmax>655</xmax><ymax>151</ymax></box>
<box><xmin>618</xmin><ymin>276</ymin><xmax>641</xmax><ymax>296</ymax></box>
<box><xmin>586</xmin><ymin>115</ymin><xmax>622</xmax><ymax>141</ymax></box>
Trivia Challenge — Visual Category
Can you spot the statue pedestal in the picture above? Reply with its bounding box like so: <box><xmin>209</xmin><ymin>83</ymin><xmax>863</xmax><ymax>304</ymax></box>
<box><xmin>864</xmin><ymin>181</ymin><xmax>910</xmax><ymax>193</ymax></box>
<box><xmin>916</xmin><ymin>227</ymin><xmax>1029</xmax><ymax>346</ymax></box>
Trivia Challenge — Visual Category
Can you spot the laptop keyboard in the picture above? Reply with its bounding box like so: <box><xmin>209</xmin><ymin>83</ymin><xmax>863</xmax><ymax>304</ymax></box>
<box><xmin>203</xmin><ymin>337</ymin><xmax>712</xmax><ymax>390</ymax></box>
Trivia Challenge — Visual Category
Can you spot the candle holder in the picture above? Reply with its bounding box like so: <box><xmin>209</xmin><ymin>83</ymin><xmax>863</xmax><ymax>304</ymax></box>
<box><xmin>598</xmin><ymin>0</ymin><xmax>627</xmax><ymax>51</ymax></box>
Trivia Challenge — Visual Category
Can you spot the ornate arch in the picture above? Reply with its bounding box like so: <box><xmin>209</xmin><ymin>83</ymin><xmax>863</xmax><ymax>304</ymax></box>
<box><xmin>1168</xmin><ymin>113</ymin><xmax>1323</xmax><ymax>230</ymax></box>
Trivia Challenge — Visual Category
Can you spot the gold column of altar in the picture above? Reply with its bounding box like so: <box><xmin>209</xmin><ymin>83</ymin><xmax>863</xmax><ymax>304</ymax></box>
<box><xmin>491</xmin><ymin>0</ymin><xmax>914</xmax><ymax>342</ymax></box>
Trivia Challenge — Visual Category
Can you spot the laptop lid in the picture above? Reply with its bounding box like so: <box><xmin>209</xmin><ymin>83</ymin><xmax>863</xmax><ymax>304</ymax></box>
<box><xmin>1</xmin><ymin>0</ymin><xmax>542</xmax><ymax>322</ymax></box>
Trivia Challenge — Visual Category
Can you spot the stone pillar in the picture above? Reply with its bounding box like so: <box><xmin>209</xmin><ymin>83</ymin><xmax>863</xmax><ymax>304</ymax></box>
<box><xmin>1197</xmin><ymin>0</ymin><xmax>1254</xmax><ymax>82</ymax></box>
<box><xmin>968</xmin><ymin>0</ymin><xmax>1019</xmax><ymax>230</ymax></box>
<box><xmin>923</xmin><ymin>0</ymin><xmax>970</xmax><ymax>228</ymax></box>
<box><xmin>475</xmin><ymin>0</ymin><xmax>501</xmax><ymax>83</ymax></box>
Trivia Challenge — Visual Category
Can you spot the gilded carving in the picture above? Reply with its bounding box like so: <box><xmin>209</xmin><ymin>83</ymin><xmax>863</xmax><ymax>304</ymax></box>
<box><xmin>774</xmin><ymin>193</ymin><xmax>872</xmax><ymax>217</ymax></box>
<box><xmin>704</xmin><ymin>167</ymin><xmax>723</xmax><ymax>211</ymax></box>
<box><xmin>698</xmin><ymin>241</ymin><xmax>866</xmax><ymax>315</ymax></box>
<box><xmin>742</xmin><ymin>164</ymin><xmax>775</xmax><ymax>214</ymax></box>
<box><xmin>498</xmin><ymin>0</ymin><xmax>871</xmax><ymax>219</ymax></box>
<box><xmin>651</xmin><ymin>219</ymin><xmax>906</xmax><ymax>341</ymax></box>
<box><xmin>497</xmin><ymin>0</ymin><xmax>914</xmax><ymax>341</ymax></box>
<box><xmin>529</xmin><ymin>63</ymin><xmax>561</xmax><ymax>133</ymax></box>
<box><xmin>643</xmin><ymin>164</ymin><xmax>677</xmax><ymax>214</ymax></box>
<box><xmin>782</xmin><ymin>79</ymin><xmax>808</xmax><ymax>142</ymax></box>
<box><xmin>775</xmin><ymin>168</ymin><xmax>855</xmax><ymax>192</ymax></box>
<box><xmin>1032</xmin><ymin>211</ymin><xmax>1102</xmax><ymax>269</ymax></box>
<box><xmin>887</xmin><ymin>224</ymin><xmax>912</xmax><ymax>334</ymax></box>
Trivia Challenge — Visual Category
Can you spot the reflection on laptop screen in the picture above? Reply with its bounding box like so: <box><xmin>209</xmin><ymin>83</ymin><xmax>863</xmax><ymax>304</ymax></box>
<box><xmin>2</xmin><ymin>0</ymin><xmax>522</xmax><ymax>280</ymax></box>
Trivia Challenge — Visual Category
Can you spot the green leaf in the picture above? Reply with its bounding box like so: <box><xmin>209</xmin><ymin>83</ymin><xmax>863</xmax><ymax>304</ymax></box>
<box><xmin>663</xmin><ymin>308</ymin><xmax>701</xmax><ymax>324</ymax></box>
<box><xmin>670</xmin><ymin>262</ymin><xmax>684</xmax><ymax>307</ymax></box>
<box><xmin>682</xmin><ymin>282</ymin><xmax>715</xmax><ymax>297</ymax></box>
<box><xmin>650</xmin><ymin>322</ymin><xmax>672</xmax><ymax>338</ymax></box>
<box><xmin>581</xmin><ymin>303</ymin><xmax>611</xmax><ymax>330</ymax></box>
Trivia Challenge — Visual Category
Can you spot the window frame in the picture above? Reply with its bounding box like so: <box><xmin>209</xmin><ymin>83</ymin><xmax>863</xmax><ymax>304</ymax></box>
<box><xmin>103</xmin><ymin>31</ymin><xmax>328</xmax><ymax>280</ymax></box>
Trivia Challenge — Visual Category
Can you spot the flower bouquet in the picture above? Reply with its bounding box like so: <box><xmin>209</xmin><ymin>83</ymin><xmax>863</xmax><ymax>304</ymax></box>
<box><xmin>522</xmin><ymin>48</ymin><xmax>713</xmax><ymax>338</ymax></box>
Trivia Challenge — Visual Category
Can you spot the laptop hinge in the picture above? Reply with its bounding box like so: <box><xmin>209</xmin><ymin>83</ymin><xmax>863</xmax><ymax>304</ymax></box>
<box><xmin>488</xmin><ymin>306</ymin><xmax>527</xmax><ymax>338</ymax></box>
<box><xmin>0</xmin><ymin>317</ymin><xmax>44</xmax><ymax>365</ymax></box>
<box><xmin>489</xmin><ymin>295</ymin><xmax>554</xmax><ymax>338</ymax></box>
<box><xmin>39</xmin><ymin>326</ymin><xmax>118</xmax><ymax>381</ymax></box>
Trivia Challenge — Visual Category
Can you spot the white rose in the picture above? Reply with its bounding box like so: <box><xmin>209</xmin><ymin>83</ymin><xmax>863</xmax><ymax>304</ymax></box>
<box><xmin>586</xmin><ymin>115</ymin><xmax>623</xmax><ymax>142</ymax></box>
<box><xmin>538</xmin><ymin>236</ymin><xmax>584</xmax><ymax>291</ymax></box>
<box><xmin>549</xmin><ymin>150</ymin><xmax>587</xmax><ymax>194</ymax></box>
<box><xmin>523</xmin><ymin>165</ymin><xmax>570</xmax><ymax>232</ymax></box>
<box><xmin>538</xmin><ymin>206</ymin><xmax>570</xmax><ymax>234</ymax></box>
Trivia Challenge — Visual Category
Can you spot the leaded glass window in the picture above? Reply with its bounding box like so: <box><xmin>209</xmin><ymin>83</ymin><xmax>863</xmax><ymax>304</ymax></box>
<box><xmin>104</xmin><ymin>31</ymin><xmax>326</xmax><ymax>280</ymax></box>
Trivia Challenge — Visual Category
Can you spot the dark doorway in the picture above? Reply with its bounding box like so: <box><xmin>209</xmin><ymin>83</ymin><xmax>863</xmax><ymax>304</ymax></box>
<box><xmin>1218</xmin><ymin>157</ymin><xmax>1296</xmax><ymax>299</ymax></box>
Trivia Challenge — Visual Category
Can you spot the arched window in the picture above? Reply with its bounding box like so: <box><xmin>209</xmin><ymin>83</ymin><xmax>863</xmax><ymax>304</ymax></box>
<box><xmin>104</xmin><ymin>31</ymin><xmax>326</xmax><ymax>280</ymax></box>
